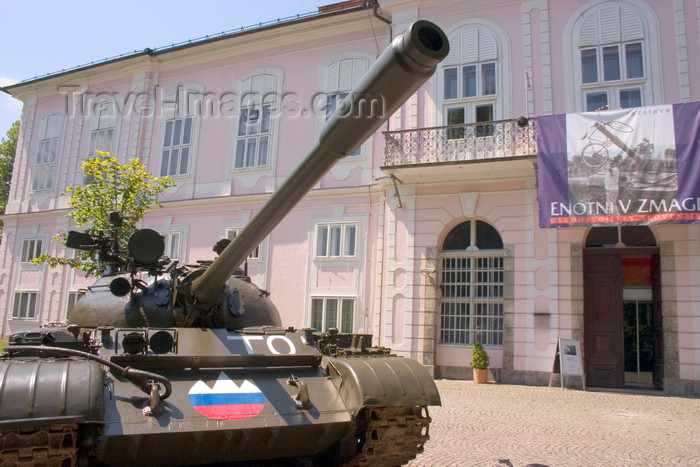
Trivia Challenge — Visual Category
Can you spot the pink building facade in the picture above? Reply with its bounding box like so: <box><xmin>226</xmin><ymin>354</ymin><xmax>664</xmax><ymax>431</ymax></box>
<box><xmin>2</xmin><ymin>0</ymin><xmax>700</xmax><ymax>395</ymax></box>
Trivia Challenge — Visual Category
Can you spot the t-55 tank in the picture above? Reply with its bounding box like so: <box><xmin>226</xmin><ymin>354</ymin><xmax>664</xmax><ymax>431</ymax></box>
<box><xmin>0</xmin><ymin>20</ymin><xmax>449</xmax><ymax>466</ymax></box>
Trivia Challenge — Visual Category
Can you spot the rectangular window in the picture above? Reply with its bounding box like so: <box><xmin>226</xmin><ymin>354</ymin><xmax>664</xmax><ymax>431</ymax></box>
<box><xmin>603</xmin><ymin>46</ymin><xmax>621</xmax><ymax>81</ymax></box>
<box><xmin>324</xmin><ymin>94</ymin><xmax>361</xmax><ymax>157</ymax></box>
<box><xmin>21</xmin><ymin>239</ymin><xmax>43</xmax><ymax>263</ymax></box>
<box><xmin>586</xmin><ymin>91</ymin><xmax>608</xmax><ymax>112</ymax></box>
<box><xmin>325</xmin><ymin>299</ymin><xmax>338</xmax><ymax>329</ymax></box>
<box><xmin>581</xmin><ymin>48</ymin><xmax>598</xmax><ymax>84</ymax></box>
<box><xmin>343</xmin><ymin>224</ymin><xmax>357</xmax><ymax>257</ymax></box>
<box><xmin>315</xmin><ymin>222</ymin><xmax>358</xmax><ymax>259</ymax></box>
<box><xmin>85</xmin><ymin>122</ymin><xmax>114</xmax><ymax>184</ymax></box>
<box><xmin>481</xmin><ymin>62</ymin><xmax>496</xmax><ymax>96</ymax></box>
<box><xmin>33</xmin><ymin>139</ymin><xmax>59</xmax><ymax>191</ymax></box>
<box><xmin>160</xmin><ymin>117</ymin><xmax>192</xmax><ymax>177</ymax></box>
<box><xmin>89</xmin><ymin>129</ymin><xmax>114</xmax><ymax>157</ymax></box>
<box><xmin>625</xmin><ymin>42</ymin><xmax>644</xmax><ymax>79</ymax></box>
<box><xmin>310</xmin><ymin>297</ymin><xmax>355</xmax><ymax>332</ymax></box>
<box><xmin>475</xmin><ymin>105</ymin><xmax>494</xmax><ymax>137</ymax></box>
<box><xmin>161</xmin><ymin>231</ymin><xmax>181</xmax><ymax>261</ymax></box>
<box><xmin>66</xmin><ymin>291</ymin><xmax>80</xmax><ymax>320</ymax></box>
<box><xmin>447</xmin><ymin>107</ymin><xmax>466</xmax><ymax>140</ymax></box>
<box><xmin>234</xmin><ymin>105</ymin><xmax>272</xmax><ymax>168</ymax></box>
<box><xmin>619</xmin><ymin>88</ymin><xmax>642</xmax><ymax>109</ymax></box>
<box><xmin>226</xmin><ymin>228</ymin><xmax>260</xmax><ymax>260</ymax></box>
<box><xmin>12</xmin><ymin>292</ymin><xmax>38</xmax><ymax>320</ymax></box>
<box><xmin>462</xmin><ymin>65</ymin><xmax>477</xmax><ymax>98</ymax></box>
<box><xmin>444</xmin><ymin>67</ymin><xmax>458</xmax><ymax>99</ymax></box>
<box><xmin>440</xmin><ymin>255</ymin><xmax>504</xmax><ymax>346</ymax></box>
<box><xmin>32</xmin><ymin>113</ymin><xmax>63</xmax><ymax>192</ymax></box>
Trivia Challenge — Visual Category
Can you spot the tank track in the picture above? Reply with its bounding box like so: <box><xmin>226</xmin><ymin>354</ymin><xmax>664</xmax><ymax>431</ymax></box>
<box><xmin>0</xmin><ymin>424</ymin><xmax>77</xmax><ymax>466</ymax></box>
<box><xmin>346</xmin><ymin>406</ymin><xmax>431</xmax><ymax>466</ymax></box>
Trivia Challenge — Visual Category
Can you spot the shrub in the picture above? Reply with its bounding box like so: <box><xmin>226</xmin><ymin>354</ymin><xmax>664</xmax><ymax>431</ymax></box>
<box><xmin>470</xmin><ymin>341</ymin><xmax>489</xmax><ymax>369</ymax></box>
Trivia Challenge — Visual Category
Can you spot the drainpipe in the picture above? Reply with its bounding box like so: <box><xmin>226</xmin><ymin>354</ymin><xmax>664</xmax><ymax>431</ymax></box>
<box><xmin>365</xmin><ymin>0</ymin><xmax>392</xmax><ymax>40</ymax></box>
<box><xmin>364</xmin><ymin>0</ymin><xmax>392</xmax><ymax>346</ymax></box>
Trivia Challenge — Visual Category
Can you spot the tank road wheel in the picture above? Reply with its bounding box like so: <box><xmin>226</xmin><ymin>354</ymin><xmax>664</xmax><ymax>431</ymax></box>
<box><xmin>345</xmin><ymin>406</ymin><xmax>432</xmax><ymax>466</ymax></box>
<box><xmin>0</xmin><ymin>424</ymin><xmax>78</xmax><ymax>466</ymax></box>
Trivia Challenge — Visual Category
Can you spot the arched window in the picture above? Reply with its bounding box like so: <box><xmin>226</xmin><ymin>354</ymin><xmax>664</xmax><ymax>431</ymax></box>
<box><xmin>442</xmin><ymin>25</ymin><xmax>503</xmax><ymax>137</ymax></box>
<box><xmin>32</xmin><ymin>113</ymin><xmax>65</xmax><ymax>192</ymax></box>
<box><xmin>572</xmin><ymin>2</ymin><xmax>653</xmax><ymax>111</ymax></box>
<box><xmin>320</xmin><ymin>55</ymin><xmax>371</xmax><ymax>157</ymax></box>
<box><xmin>83</xmin><ymin>99</ymin><xmax>118</xmax><ymax>184</ymax></box>
<box><xmin>159</xmin><ymin>84</ymin><xmax>203</xmax><ymax>178</ymax></box>
<box><xmin>585</xmin><ymin>225</ymin><xmax>656</xmax><ymax>247</ymax></box>
<box><xmin>439</xmin><ymin>219</ymin><xmax>504</xmax><ymax>346</ymax></box>
<box><xmin>233</xmin><ymin>71</ymin><xmax>282</xmax><ymax>170</ymax></box>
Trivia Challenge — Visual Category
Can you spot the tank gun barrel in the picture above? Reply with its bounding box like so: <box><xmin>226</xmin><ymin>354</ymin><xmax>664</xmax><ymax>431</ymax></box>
<box><xmin>191</xmin><ymin>20</ymin><xmax>449</xmax><ymax>304</ymax></box>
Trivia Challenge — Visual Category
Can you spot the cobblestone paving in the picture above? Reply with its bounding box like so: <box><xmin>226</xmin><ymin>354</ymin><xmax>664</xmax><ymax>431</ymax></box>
<box><xmin>409</xmin><ymin>380</ymin><xmax>700</xmax><ymax>466</ymax></box>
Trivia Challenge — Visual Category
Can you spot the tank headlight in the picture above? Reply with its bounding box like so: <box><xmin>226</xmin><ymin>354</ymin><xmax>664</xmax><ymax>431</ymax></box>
<box><xmin>109</xmin><ymin>277</ymin><xmax>131</xmax><ymax>297</ymax></box>
<box><xmin>122</xmin><ymin>332</ymin><xmax>146</xmax><ymax>354</ymax></box>
<box><xmin>149</xmin><ymin>331</ymin><xmax>175</xmax><ymax>354</ymax></box>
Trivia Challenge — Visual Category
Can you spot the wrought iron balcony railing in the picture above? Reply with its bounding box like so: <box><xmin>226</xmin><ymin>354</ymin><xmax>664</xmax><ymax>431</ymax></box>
<box><xmin>382</xmin><ymin>118</ymin><xmax>538</xmax><ymax>167</ymax></box>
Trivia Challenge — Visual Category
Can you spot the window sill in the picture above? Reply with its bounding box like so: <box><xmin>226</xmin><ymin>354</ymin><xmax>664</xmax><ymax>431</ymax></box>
<box><xmin>314</xmin><ymin>256</ymin><xmax>359</xmax><ymax>262</ymax></box>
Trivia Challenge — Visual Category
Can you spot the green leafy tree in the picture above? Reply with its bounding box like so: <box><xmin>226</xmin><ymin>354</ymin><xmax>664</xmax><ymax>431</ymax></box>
<box><xmin>32</xmin><ymin>151</ymin><xmax>175</xmax><ymax>276</ymax></box>
<box><xmin>0</xmin><ymin>120</ymin><xmax>20</xmax><ymax>235</ymax></box>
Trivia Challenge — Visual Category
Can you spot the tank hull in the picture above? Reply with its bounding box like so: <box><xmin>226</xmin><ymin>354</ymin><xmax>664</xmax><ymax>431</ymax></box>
<box><xmin>99</xmin><ymin>367</ymin><xmax>352</xmax><ymax>465</ymax></box>
<box><xmin>1</xmin><ymin>327</ymin><xmax>440</xmax><ymax>465</ymax></box>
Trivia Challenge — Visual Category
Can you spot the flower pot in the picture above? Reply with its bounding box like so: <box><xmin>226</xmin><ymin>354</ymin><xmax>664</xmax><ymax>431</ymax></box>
<box><xmin>473</xmin><ymin>368</ymin><xmax>488</xmax><ymax>384</ymax></box>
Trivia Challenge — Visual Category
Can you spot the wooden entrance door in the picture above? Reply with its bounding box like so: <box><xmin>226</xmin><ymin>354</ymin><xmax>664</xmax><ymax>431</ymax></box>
<box><xmin>583</xmin><ymin>252</ymin><xmax>623</xmax><ymax>387</ymax></box>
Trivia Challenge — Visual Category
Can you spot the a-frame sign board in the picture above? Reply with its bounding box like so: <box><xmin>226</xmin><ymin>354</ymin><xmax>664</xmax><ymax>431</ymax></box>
<box><xmin>549</xmin><ymin>338</ymin><xmax>586</xmax><ymax>390</ymax></box>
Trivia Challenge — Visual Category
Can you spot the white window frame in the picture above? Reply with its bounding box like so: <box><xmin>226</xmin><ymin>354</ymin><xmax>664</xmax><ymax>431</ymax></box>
<box><xmin>20</xmin><ymin>237</ymin><xmax>43</xmax><ymax>264</ymax></box>
<box><xmin>314</xmin><ymin>222</ymin><xmax>358</xmax><ymax>259</ymax></box>
<box><xmin>566</xmin><ymin>1</ymin><xmax>661</xmax><ymax>112</ymax></box>
<box><xmin>440</xmin><ymin>23</ymin><xmax>509</xmax><ymax>132</ymax></box>
<box><xmin>83</xmin><ymin>99</ymin><xmax>118</xmax><ymax>184</ymax></box>
<box><xmin>310</xmin><ymin>296</ymin><xmax>356</xmax><ymax>333</ymax></box>
<box><xmin>318</xmin><ymin>54</ymin><xmax>373</xmax><ymax>158</ymax></box>
<box><xmin>158</xmin><ymin>228</ymin><xmax>186</xmax><ymax>263</ymax></box>
<box><xmin>226</xmin><ymin>227</ymin><xmax>262</xmax><ymax>261</ymax></box>
<box><xmin>231</xmin><ymin>70</ymin><xmax>282</xmax><ymax>172</ymax></box>
<box><xmin>32</xmin><ymin>113</ymin><xmax>64</xmax><ymax>192</ymax></box>
<box><xmin>65</xmin><ymin>291</ymin><xmax>81</xmax><ymax>321</ymax></box>
<box><xmin>12</xmin><ymin>291</ymin><xmax>39</xmax><ymax>320</ymax></box>
<box><xmin>159</xmin><ymin>84</ymin><xmax>203</xmax><ymax>179</ymax></box>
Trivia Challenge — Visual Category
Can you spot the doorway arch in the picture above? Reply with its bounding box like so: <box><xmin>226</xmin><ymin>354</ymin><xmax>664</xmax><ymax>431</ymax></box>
<box><xmin>583</xmin><ymin>226</ymin><xmax>663</xmax><ymax>389</ymax></box>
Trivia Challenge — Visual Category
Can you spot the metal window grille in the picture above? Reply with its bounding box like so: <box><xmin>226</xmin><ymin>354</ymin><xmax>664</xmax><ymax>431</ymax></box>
<box><xmin>440</xmin><ymin>254</ymin><xmax>504</xmax><ymax>346</ymax></box>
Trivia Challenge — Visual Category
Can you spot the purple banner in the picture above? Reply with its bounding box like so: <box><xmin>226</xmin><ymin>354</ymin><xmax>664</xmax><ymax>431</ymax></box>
<box><xmin>537</xmin><ymin>102</ymin><xmax>700</xmax><ymax>227</ymax></box>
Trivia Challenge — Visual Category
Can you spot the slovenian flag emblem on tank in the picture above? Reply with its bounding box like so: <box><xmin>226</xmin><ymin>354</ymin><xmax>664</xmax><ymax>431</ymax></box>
<box><xmin>188</xmin><ymin>372</ymin><xmax>265</xmax><ymax>420</ymax></box>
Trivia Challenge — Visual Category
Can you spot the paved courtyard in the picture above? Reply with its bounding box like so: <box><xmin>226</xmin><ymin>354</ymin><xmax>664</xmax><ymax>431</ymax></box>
<box><xmin>409</xmin><ymin>380</ymin><xmax>700</xmax><ymax>466</ymax></box>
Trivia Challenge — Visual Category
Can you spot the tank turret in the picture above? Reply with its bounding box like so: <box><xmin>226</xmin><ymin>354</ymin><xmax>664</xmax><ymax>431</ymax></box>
<box><xmin>67</xmin><ymin>19</ymin><xmax>449</xmax><ymax>331</ymax></box>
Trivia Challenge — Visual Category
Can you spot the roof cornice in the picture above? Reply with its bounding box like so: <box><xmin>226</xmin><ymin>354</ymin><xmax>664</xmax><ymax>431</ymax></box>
<box><xmin>1</xmin><ymin>5</ymin><xmax>371</xmax><ymax>99</ymax></box>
